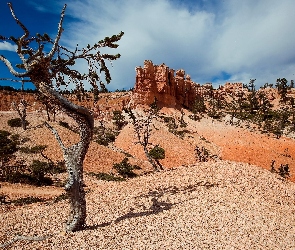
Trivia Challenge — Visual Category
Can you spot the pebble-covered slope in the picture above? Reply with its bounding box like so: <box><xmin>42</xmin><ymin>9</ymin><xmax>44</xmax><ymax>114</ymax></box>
<box><xmin>1</xmin><ymin>161</ymin><xmax>295</xmax><ymax>249</ymax></box>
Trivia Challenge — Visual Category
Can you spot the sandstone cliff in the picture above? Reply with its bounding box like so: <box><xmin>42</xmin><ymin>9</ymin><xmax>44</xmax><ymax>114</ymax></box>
<box><xmin>129</xmin><ymin>60</ymin><xmax>203</xmax><ymax>109</ymax></box>
<box><xmin>129</xmin><ymin>60</ymin><xmax>245</xmax><ymax>109</ymax></box>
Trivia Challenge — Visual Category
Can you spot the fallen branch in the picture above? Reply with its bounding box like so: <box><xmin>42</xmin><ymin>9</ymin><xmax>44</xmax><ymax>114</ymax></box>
<box><xmin>0</xmin><ymin>233</ymin><xmax>57</xmax><ymax>249</ymax></box>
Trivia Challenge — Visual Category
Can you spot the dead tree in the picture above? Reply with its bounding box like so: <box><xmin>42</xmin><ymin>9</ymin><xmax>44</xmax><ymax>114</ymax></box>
<box><xmin>8</xmin><ymin>79</ymin><xmax>29</xmax><ymax>130</ymax></box>
<box><xmin>125</xmin><ymin>99</ymin><xmax>164</xmax><ymax>171</ymax></box>
<box><xmin>0</xmin><ymin>2</ymin><xmax>123</xmax><ymax>232</ymax></box>
<box><xmin>11</xmin><ymin>99</ymin><xmax>28</xmax><ymax>130</ymax></box>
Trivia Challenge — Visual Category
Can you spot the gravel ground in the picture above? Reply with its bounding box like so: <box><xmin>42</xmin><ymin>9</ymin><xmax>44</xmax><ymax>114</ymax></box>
<box><xmin>1</xmin><ymin>160</ymin><xmax>295</xmax><ymax>249</ymax></box>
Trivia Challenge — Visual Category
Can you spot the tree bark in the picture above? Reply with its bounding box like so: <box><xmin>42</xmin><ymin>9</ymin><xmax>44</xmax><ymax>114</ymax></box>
<box><xmin>63</xmin><ymin>144</ymin><xmax>87</xmax><ymax>232</ymax></box>
<box><xmin>41</xmin><ymin>83</ymin><xmax>93</xmax><ymax>232</ymax></box>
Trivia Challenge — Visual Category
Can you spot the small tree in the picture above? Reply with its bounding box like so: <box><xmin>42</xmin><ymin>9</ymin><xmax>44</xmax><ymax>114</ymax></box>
<box><xmin>112</xmin><ymin>110</ymin><xmax>127</xmax><ymax>130</ymax></box>
<box><xmin>11</xmin><ymin>99</ymin><xmax>28</xmax><ymax>130</ymax></box>
<box><xmin>190</xmin><ymin>94</ymin><xmax>206</xmax><ymax>120</ymax></box>
<box><xmin>0</xmin><ymin>3</ymin><xmax>123</xmax><ymax>232</ymax></box>
<box><xmin>125</xmin><ymin>98</ymin><xmax>164</xmax><ymax>171</ymax></box>
<box><xmin>148</xmin><ymin>145</ymin><xmax>165</xmax><ymax>170</ymax></box>
<box><xmin>36</xmin><ymin>92</ymin><xmax>58</xmax><ymax>122</ymax></box>
<box><xmin>276</xmin><ymin>78</ymin><xmax>289</xmax><ymax>103</ymax></box>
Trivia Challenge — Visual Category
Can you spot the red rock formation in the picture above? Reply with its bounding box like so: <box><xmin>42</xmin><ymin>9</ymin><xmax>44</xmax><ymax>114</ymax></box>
<box><xmin>130</xmin><ymin>60</ymin><xmax>202</xmax><ymax>109</ymax></box>
<box><xmin>219</xmin><ymin>82</ymin><xmax>244</xmax><ymax>94</ymax></box>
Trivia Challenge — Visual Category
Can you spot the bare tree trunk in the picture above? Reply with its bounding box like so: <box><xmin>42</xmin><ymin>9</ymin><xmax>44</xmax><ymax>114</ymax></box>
<box><xmin>45</xmin><ymin>104</ymin><xmax>51</xmax><ymax>121</ymax></box>
<box><xmin>63</xmin><ymin>145</ymin><xmax>86</xmax><ymax>231</ymax></box>
<box><xmin>42</xmin><ymin>84</ymin><xmax>93</xmax><ymax>232</ymax></box>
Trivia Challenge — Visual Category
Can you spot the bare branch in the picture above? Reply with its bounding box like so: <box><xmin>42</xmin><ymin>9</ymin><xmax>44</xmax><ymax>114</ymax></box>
<box><xmin>7</xmin><ymin>3</ymin><xmax>29</xmax><ymax>39</ymax></box>
<box><xmin>7</xmin><ymin>2</ymin><xmax>30</xmax><ymax>69</ymax></box>
<box><xmin>47</xmin><ymin>4</ymin><xmax>67</xmax><ymax>59</ymax></box>
<box><xmin>0</xmin><ymin>233</ymin><xmax>55</xmax><ymax>249</ymax></box>
<box><xmin>40</xmin><ymin>82</ymin><xmax>93</xmax><ymax>123</ymax></box>
<box><xmin>0</xmin><ymin>78</ymin><xmax>30</xmax><ymax>82</ymax></box>
<box><xmin>44</xmin><ymin>121</ymin><xmax>66</xmax><ymax>151</ymax></box>
<box><xmin>0</xmin><ymin>55</ymin><xmax>28</xmax><ymax>77</ymax></box>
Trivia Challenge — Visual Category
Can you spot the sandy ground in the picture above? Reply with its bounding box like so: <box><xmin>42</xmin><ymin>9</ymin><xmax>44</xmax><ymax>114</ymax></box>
<box><xmin>1</xmin><ymin>162</ymin><xmax>295</xmax><ymax>249</ymax></box>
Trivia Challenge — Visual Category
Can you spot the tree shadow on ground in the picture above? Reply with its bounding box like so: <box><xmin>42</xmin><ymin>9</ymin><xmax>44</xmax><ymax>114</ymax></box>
<box><xmin>84</xmin><ymin>180</ymin><xmax>219</xmax><ymax>231</ymax></box>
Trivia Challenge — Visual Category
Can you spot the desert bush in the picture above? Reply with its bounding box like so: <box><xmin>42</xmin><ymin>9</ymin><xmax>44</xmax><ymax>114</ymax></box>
<box><xmin>113</xmin><ymin>157</ymin><xmax>141</xmax><ymax>178</ymax></box>
<box><xmin>112</xmin><ymin>110</ymin><xmax>127</xmax><ymax>130</ymax></box>
<box><xmin>161</xmin><ymin>116</ymin><xmax>178</xmax><ymax>130</ymax></box>
<box><xmin>88</xmin><ymin>172</ymin><xmax>125</xmax><ymax>181</ymax></box>
<box><xmin>278</xmin><ymin>164</ymin><xmax>290</xmax><ymax>179</ymax></box>
<box><xmin>148</xmin><ymin>145</ymin><xmax>165</xmax><ymax>160</ymax></box>
<box><xmin>19</xmin><ymin>145</ymin><xmax>47</xmax><ymax>154</ymax></box>
<box><xmin>12</xmin><ymin>196</ymin><xmax>45</xmax><ymax>206</ymax></box>
<box><xmin>19</xmin><ymin>143</ymin><xmax>66</xmax><ymax>174</ymax></box>
<box><xmin>195</xmin><ymin>146</ymin><xmax>210</xmax><ymax>162</ymax></box>
<box><xmin>28</xmin><ymin>160</ymin><xmax>53</xmax><ymax>185</ymax></box>
<box><xmin>93</xmin><ymin>126</ymin><xmax>117</xmax><ymax>146</ymax></box>
<box><xmin>3</xmin><ymin>160</ymin><xmax>54</xmax><ymax>186</ymax></box>
<box><xmin>270</xmin><ymin>160</ymin><xmax>290</xmax><ymax>179</ymax></box>
<box><xmin>52</xmin><ymin>160</ymin><xmax>67</xmax><ymax>174</ymax></box>
<box><xmin>7</xmin><ymin>118</ymin><xmax>29</xmax><ymax>128</ymax></box>
<box><xmin>0</xmin><ymin>130</ymin><xmax>19</xmax><ymax>168</ymax></box>
<box><xmin>148</xmin><ymin>145</ymin><xmax>165</xmax><ymax>170</ymax></box>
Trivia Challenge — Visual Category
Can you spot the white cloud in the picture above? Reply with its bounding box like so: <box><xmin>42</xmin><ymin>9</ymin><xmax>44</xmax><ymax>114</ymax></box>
<box><xmin>0</xmin><ymin>41</ymin><xmax>17</xmax><ymax>52</ymax></box>
<box><xmin>58</xmin><ymin>0</ymin><xmax>295</xmax><ymax>90</ymax></box>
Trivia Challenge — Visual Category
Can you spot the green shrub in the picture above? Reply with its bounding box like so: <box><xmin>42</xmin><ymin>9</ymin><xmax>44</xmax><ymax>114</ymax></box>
<box><xmin>93</xmin><ymin>126</ymin><xmax>117</xmax><ymax>146</ymax></box>
<box><xmin>5</xmin><ymin>160</ymin><xmax>54</xmax><ymax>186</ymax></box>
<box><xmin>149</xmin><ymin>145</ymin><xmax>165</xmax><ymax>160</ymax></box>
<box><xmin>0</xmin><ymin>130</ymin><xmax>18</xmax><ymax>167</ymax></box>
<box><xmin>6</xmin><ymin>171</ymin><xmax>32</xmax><ymax>185</ymax></box>
<box><xmin>7</xmin><ymin>118</ymin><xmax>29</xmax><ymax>128</ymax></box>
<box><xmin>169</xmin><ymin>129</ymin><xmax>190</xmax><ymax>139</ymax></box>
<box><xmin>28</xmin><ymin>160</ymin><xmax>53</xmax><ymax>186</ymax></box>
<box><xmin>188</xmin><ymin>114</ymin><xmax>201</xmax><ymax>121</ymax></box>
<box><xmin>95</xmin><ymin>132</ymin><xmax>116</xmax><ymax>146</ymax></box>
<box><xmin>278</xmin><ymin>164</ymin><xmax>290</xmax><ymax>179</ymax></box>
<box><xmin>112</xmin><ymin>110</ymin><xmax>127</xmax><ymax>130</ymax></box>
<box><xmin>161</xmin><ymin>116</ymin><xmax>178</xmax><ymax>130</ymax></box>
<box><xmin>52</xmin><ymin>160</ymin><xmax>67</xmax><ymax>174</ymax></box>
<box><xmin>113</xmin><ymin>158</ymin><xmax>141</xmax><ymax>178</ymax></box>
<box><xmin>19</xmin><ymin>145</ymin><xmax>47</xmax><ymax>154</ymax></box>
<box><xmin>12</xmin><ymin>196</ymin><xmax>45</xmax><ymax>206</ymax></box>
<box><xmin>270</xmin><ymin>161</ymin><xmax>290</xmax><ymax>179</ymax></box>
<box><xmin>88</xmin><ymin>172</ymin><xmax>125</xmax><ymax>181</ymax></box>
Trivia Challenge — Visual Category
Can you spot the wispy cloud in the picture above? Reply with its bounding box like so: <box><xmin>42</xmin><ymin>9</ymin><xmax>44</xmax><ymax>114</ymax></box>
<box><xmin>0</xmin><ymin>41</ymin><xmax>17</xmax><ymax>52</ymax></box>
<box><xmin>29</xmin><ymin>0</ymin><xmax>295</xmax><ymax>90</ymax></box>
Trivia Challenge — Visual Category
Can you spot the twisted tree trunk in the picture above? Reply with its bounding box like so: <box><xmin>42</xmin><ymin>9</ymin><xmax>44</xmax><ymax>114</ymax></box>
<box><xmin>41</xmin><ymin>83</ymin><xmax>93</xmax><ymax>232</ymax></box>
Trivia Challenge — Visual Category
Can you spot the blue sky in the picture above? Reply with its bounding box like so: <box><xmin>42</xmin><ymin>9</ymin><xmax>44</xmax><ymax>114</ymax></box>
<box><xmin>0</xmin><ymin>0</ymin><xmax>295</xmax><ymax>91</ymax></box>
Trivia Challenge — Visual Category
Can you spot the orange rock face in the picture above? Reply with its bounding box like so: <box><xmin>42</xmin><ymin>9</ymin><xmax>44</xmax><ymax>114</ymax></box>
<box><xmin>130</xmin><ymin>60</ymin><xmax>203</xmax><ymax>109</ymax></box>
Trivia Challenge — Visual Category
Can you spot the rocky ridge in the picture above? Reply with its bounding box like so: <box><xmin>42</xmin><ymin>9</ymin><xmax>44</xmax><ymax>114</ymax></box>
<box><xmin>129</xmin><ymin>60</ymin><xmax>244</xmax><ymax>109</ymax></box>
